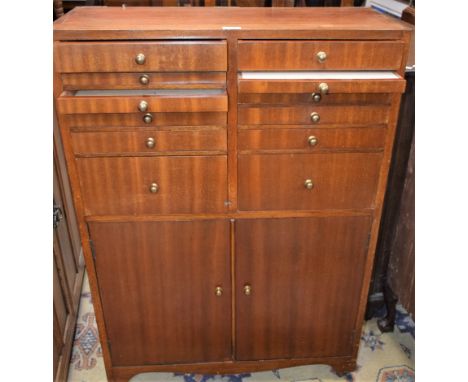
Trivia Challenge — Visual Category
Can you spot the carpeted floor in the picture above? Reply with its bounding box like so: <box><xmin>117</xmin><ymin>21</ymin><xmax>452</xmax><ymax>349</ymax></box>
<box><xmin>67</xmin><ymin>273</ymin><xmax>415</xmax><ymax>382</ymax></box>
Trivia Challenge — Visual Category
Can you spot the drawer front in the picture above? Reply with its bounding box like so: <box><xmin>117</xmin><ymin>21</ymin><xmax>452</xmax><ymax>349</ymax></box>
<box><xmin>238</xmin><ymin>153</ymin><xmax>382</xmax><ymax>211</ymax></box>
<box><xmin>239</xmin><ymin>105</ymin><xmax>389</xmax><ymax>126</ymax></box>
<box><xmin>55</xmin><ymin>41</ymin><xmax>227</xmax><ymax>73</ymax></box>
<box><xmin>238</xmin><ymin>93</ymin><xmax>392</xmax><ymax>106</ymax></box>
<box><xmin>72</xmin><ymin>129</ymin><xmax>227</xmax><ymax>155</ymax></box>
<box><xmin>238</xmin><ymin>127</ymin><xmax>387</xmax><ymax>152</ymax></box>
<box><xmin>238</xmin><ymin>40</ymin><xmax>404</xmax><ymax>71</ymax></box>
<box><xmin>61</xmin><ymin>72</ymin><xmax>227</xmax><ymax>91</ymax></box>
<box><xmin>57</xmin><ymin>94</ymin><xmax>228</xmax><ymax>114</ymax></box>
<box><xmin>77</xmin><ymin>156</ymin><xmax>228</xmax><ymax>215</ymax></box>
<box><xmin>63</xmin><ymin>112</ymin><xmax>227</xmax><ymax>128</ymax></box>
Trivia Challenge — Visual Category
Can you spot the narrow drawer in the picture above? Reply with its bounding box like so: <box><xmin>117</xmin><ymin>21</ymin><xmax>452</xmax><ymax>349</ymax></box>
<box><xmin>77</xmin><ymin>156</ymin><xmax>228</xmax><ymax>216</ymax></box>
<box><xmin>54</xmin><ymin>41</ymin><xmax>227</xmax><ymax>73</ymax></box>
<box><xmin>238</xmin><ymin>40</ymin><xmax>404</xmax><ymax>71</ymax></box>
<box><xmin>57</xmin><ymin>90</ymin><xmax>227</xmax><ymax>114</ymax></box>
<box><xmin>63</xmin><ymin>112</ymin><xmax>227</xmax><ymax>128</ymax></box>
<box><xmin>71</xmin><ymin>129</ymin><xmax>227</xmax><ymax>156</ymax></box>
<box><xmin>238</xmin><ymin>127</ymin><xmax>387</xmax><ymax>152</ymax></box>
<box><xmin>238</xmin><ymin>153</ymin><xmax>382</xmax><ymax>211</ymax></box>
<box><xmin>238</xmin><ymin>105</ymin><xmax>389</xmax><ymax>126</ymax></box>
<box><xmin>238</xmin><ymin>93</ymin><xmax>392</xmax><ymax>106</ymax></box>
<box><xmin>61</xmin><ymin>72</ymin><xmax>227</xmax><ymax>91</ymax></box>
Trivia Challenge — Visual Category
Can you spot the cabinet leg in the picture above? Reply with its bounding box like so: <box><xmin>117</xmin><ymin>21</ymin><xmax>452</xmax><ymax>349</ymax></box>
<box><xmin>332</xmin><ymin>360</ymin><xmax>357</xmax><ymax>377</ymax></box>
<box><xmin>377</xmin><ymin>282</ymin><xmax>397</xmax><ymax>333</ymax></box>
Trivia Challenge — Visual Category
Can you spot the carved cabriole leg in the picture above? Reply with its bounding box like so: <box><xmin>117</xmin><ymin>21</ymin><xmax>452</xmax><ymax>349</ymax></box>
<box><xmin>332</xmin><ymin>359</ymin><xmax>357</xmax><ymax>377</ymax></box>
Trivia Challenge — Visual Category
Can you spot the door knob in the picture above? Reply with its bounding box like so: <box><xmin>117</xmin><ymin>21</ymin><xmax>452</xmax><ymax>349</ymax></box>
<box><xmin>215</xmin><ymin>286</ymin><xmax>223</xmax><ymax>297</ymax></box>
<box><xmin>243</xmin><ymin>284</ymin><xmax>252</xmax><ymax>296</ymax></box>
<box><xmin>308</xmin><ymin>136</ymin><xmax>318</xmax><ymax>147</ymax></box>
<box><xmin>139</xmin><ymin>74</ymin><xmax>150</xmax><ymax>85</ymax></box>
<box><xmin>135</xmin><ymin>53</ymin><xmax>146</xmax><ymax>65</ymax></box>
<box><xmin>318</xmin><ymin>82</ymin><xmax>329</xmax><ymax>95</ymax></box>
<box><xmin>310</xmin><ymin>112</ymin><xmax>320</xmax><ymax>123</ymax></box>
<box><xmin>316</xmin><ymin>51</ymin><xmax>327</xmax><ymax>63</ymax></box>
<box><xmin>138</xmin><ymin>100</ymin><xmax>148</xmax><ymax>112</ymax></box>
<box><xmin>145</xmin><ymin>137</ymin><xmax>155</xmax><ymax>149</ymax></box>
<box><xmin>149</xmin><ymin>182</ymin><xmax>159</xmax><ymax>193</ymax></box>
<box><xmin>304</xmin><ymin>179</ymin><xmax>314</xmax><ymax>190</ymax></box>
<box><xmin>143</xmin><ymin>113</ymin><xmax>153</xmax><ymax>124</ymax></box>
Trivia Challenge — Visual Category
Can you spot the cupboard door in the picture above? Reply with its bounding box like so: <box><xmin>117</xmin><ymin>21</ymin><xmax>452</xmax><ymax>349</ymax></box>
<box><xmin>235</xmin><ymin>216</ymin><xmax>371</xmax><ymax>360</ymax></box>
<box><xmin>89</xmin><ymin>220</ymin><xmax>231</xmax><ymax>366</ymax></box>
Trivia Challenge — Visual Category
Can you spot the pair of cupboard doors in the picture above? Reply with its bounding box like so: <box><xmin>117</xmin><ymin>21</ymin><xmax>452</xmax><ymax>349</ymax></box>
<box><xmin>90</xmin><ymin>215</ymin><xmax>371</xmax><ymax>367</ymax></box>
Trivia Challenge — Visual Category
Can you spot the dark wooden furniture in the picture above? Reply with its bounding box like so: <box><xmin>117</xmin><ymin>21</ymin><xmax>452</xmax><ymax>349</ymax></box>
<box><xmin>53</xmin><ymin>7</ymin><xmax>411</xmax><ymax>381</ymax></box>
<box><xmin>53</xmin><ymin>111</ymin><xmax>85</xmax><ymax>382</ymax></box>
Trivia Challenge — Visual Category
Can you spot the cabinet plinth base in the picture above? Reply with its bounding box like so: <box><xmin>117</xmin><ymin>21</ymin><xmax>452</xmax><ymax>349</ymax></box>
<box><xmin>110</xmin><ymin>357</ymin><xmax>356</xmax><ymax>382</ymax></box>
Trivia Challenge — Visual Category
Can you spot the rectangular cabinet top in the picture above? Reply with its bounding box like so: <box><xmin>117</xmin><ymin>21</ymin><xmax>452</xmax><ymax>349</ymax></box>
<box><xmin>54</xmin><ymin>7</ymin><xmax>411</xmax><ymax>41</ymax></box>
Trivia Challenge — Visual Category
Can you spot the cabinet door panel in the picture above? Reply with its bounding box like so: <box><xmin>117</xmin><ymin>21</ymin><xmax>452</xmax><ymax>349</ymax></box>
<box><xmin>235</xmin><ymin>216</ymin><xmax>371</xmax><ymax>360</ymax></box>
<box><xmin>89</xmin><ymin>220</ymin><xmax>231</xmax><ymax>366</ymax></box>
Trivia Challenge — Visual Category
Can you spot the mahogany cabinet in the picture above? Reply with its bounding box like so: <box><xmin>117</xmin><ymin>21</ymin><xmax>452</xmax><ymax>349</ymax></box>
<box><xmin>53</xmin><ymin>7</ymin><xmax>411</xmax><ymax>381</ymax></box>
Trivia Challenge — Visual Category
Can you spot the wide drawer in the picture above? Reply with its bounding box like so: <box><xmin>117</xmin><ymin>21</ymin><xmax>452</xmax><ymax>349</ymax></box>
<box><xmin>57</xmin><ymin>91</ymin><xmax>227</xmax><ymax>114</ymax></box>
<box><xmin>239</xmin><ymin>105</ymin><xmax>389</xmax><ymax>126</ymax></box>
<box><xmin>54</xmin><ymin>41</ymin><xmax>227</xmax><ymax>73</ymax></box>
<box><xmin>77</xmin><ymin>156</ymin><xmax>228</xmax><ymax>216</ymax></box>
<box><xmin>72</xmin><ymin>129</ymin><xmax>227</xmax><ymax>155</ymax></box>
<box><xmin>238</xmin><ymin>153</ymin><xmax>382</xmax><ymax>211</ymax></box>
<box><xmin>238</xmin><ymin>127</ymin><xmax>387</xmax><ymax>152</ymax></box>
<box><xmin>238</xmin><ymin>40</ymin><xmax>404</xmax><ymax>71</ymax></box>
<box><xmin>63</xmin><ymin>112</ymin><xmax>227</xmax><ymax>128</ymax></box>
<box><xmin>61</xmin><ymin>72</ymin><xmax>226</xmax><ymax>91</ymax></box>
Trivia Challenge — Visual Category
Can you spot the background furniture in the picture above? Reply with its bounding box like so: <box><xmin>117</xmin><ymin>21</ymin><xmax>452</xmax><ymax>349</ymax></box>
<box><xmin>53</xmin><ymin>7</ymin><xmax>410</xmax><ymax>381</ymax></box>
<box><xmin>53</xmin><ymin>111</ymin><xmax>84</xmax><ymax>382</ymax></box>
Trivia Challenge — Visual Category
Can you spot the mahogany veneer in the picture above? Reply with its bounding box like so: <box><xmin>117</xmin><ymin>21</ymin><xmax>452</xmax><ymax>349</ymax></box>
<box><xmin>53</xmin><ymin>7</ymin><xmax>411</xmax><ymax>381</ymax></box>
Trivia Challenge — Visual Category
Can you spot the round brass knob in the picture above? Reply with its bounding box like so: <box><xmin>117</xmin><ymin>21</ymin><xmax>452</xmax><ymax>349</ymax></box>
<box><xmin>318</xmin><ymin>82</ymin><xmax>329</xmax><ymax>95</ymax></box>
<box><xmin>149</xmin><ymin>182</ymin><xmax>159</xmax><ymax>193</ymax></box>
<box><xmin>316</xmin><ymin>51</ymin><xmax>327</xmax><ymax>63</ymax></box>
<box><xmin>135</xmin><ymin>53</ymin><xmax>146</xmax><ymax>65</ymax></box>
<box><xmin>139</xmin><ymin>74</ymin><xmax>150</xmax><ymax>85</ymax></box>
<box><xmin>215</xmin><ymin>286</ymin><xmax>223</xmax><ymax>297</ymax></box>
<box><xmin>304</xmin><ymin>179</ymin><xmax>314</xmax><ymax>190</ymax></box>
<box><xmin>308</xmin><ymin>136</ymin><xmax>318</xmax><ymax>147</ymax></box>
<box><xmin>243</xmin><ymin>284</ymin><xmax>252</xmax><ymax>296</ymax></box>
<box><xmin>138</xmin><ymin>100</ymin><xmax>149</xmax><ymax>112</ymax></box>
<box><xmin>310</xmin><ymin>112</ymin><xmax>320</xmax><ymax>123</ymax></box>
<box><xmin>146</xmin><ymin>137</ymin><xmax>155</xmax><ymax>149</ymax></box>
<box><xmin>311</xmin><ymin>93</ymin><xmax>321</xmax><ymax>103</ymax></box>
<box><xmin>143</xmin><ymin>113</ymin><xmax>153</xmax><ymax>124</ymax></box>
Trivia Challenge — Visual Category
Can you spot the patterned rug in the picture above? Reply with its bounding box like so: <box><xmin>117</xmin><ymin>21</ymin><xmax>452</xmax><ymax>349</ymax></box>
<box><xmin>68</xmin><ymin>273</ymin><xmax>415</xmax><ymax>382</ymax></box>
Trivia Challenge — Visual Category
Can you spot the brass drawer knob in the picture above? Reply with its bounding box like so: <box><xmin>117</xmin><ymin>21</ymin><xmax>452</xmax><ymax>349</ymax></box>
<box><xmin>138</xmin><ymin>100</ymin><xmax>149</xmax><ymax>112</ymax></box>
<box><xmin>304</xmin><ymin>179</ymin><xmax>314</xmax><ymax>190</ymax></box>
<box><xmin>215</xmin><ymin>286</ymin><xmax>223</xmax><ymax>297</ymax></box>
<box><xmin>318</xmin><ymin>82</ymin><xmax>329</xmax><ymax>95</ymax></box>
<box><xmin>310</xmin><ymin>112</ymin><xmax>320</xmax><ymax>123</ymax></box>
<box><xmin>243</xmin><ymin>284</ymin><xmax>252</xmax><ymax>296</ymax></box>
<box><xmin>143</xmin><ymin>113</ymin><xmax>153</xmax><ymax>124</ymax></box>
<box><xmin>316</xmin><ymin>51</ymin><xmax>327</xmax><ymax>63</ymax></box>
<box><xmin>146</xmin><ymin>137</ymin><xmax>155</xmax><ymax>149</ymax></box>
<box><xmin>149</xmin><ymin>182</ymin><xmax>159</xmax><ymax>193</ymax></box>
<box><xmin>311</xmin><ymin>93</ymin><xmax>321</xmax><ymax>103</ymax></box>
<box><xmin>308</xmin><ymin>136</ymin><xmax>318</xmax><ymax>147</ymax></box>
<box><xmin>139</xmin><ymin>74</ymin><xmax>150</xmax><ymax>85</ymax></box>
<box><xmin>135</xmin><ymin>53</ymin><xmax>146</xmax><ymax>65</ymax></box>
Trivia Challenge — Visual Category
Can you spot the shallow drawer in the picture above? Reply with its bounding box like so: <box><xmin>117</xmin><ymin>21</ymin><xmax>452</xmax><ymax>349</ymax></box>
<box><xmin>63</xmin><ymin>112</ymin><xmax>227</xmax><ymax>128</ymax></box>
<box><xmin>238</xmin><ymin>40</ymin><xmax>404</xmax><ymax>71</ymax></box>
<box><xmin>54</xmin><ymin>41</ymin><xmax>227</xmax><ymax>73</ymax></box>
<box><xmin>57</xmin><ymin>90</ymin><xmax>227</xmax><ymax>114</ymax></box>
<box><xmin>77</xmin><ymin>156</ymin><xmax>228</xmax><ymax>216</ymax></box>
<box><xmin>238</xmin><ymin>127</ymin><xmax>387</xmax><ymax>152</ymax></box>
<box><xmin>61</xmin><ymin>72</ymin><xmax>227</xmax><ymax>91</ymax></box>
<box><xmin>238</xmin><ymin>153</ymin><xmax>382</xmax><ymax>211</ymax></box>
<box><xmin>238</xmin><ymin>93</ymin><xmax>392</xmax><ymax>106</ymax></box>
<box><xmin>238</xmin><ymin>105</ymin><xmax>389</xmax><ymax>126</ymax></box>
<box><xmin>72</xmin><ymin>129</ymin><xmax>226</xmax><ymax>156</ymax></box>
